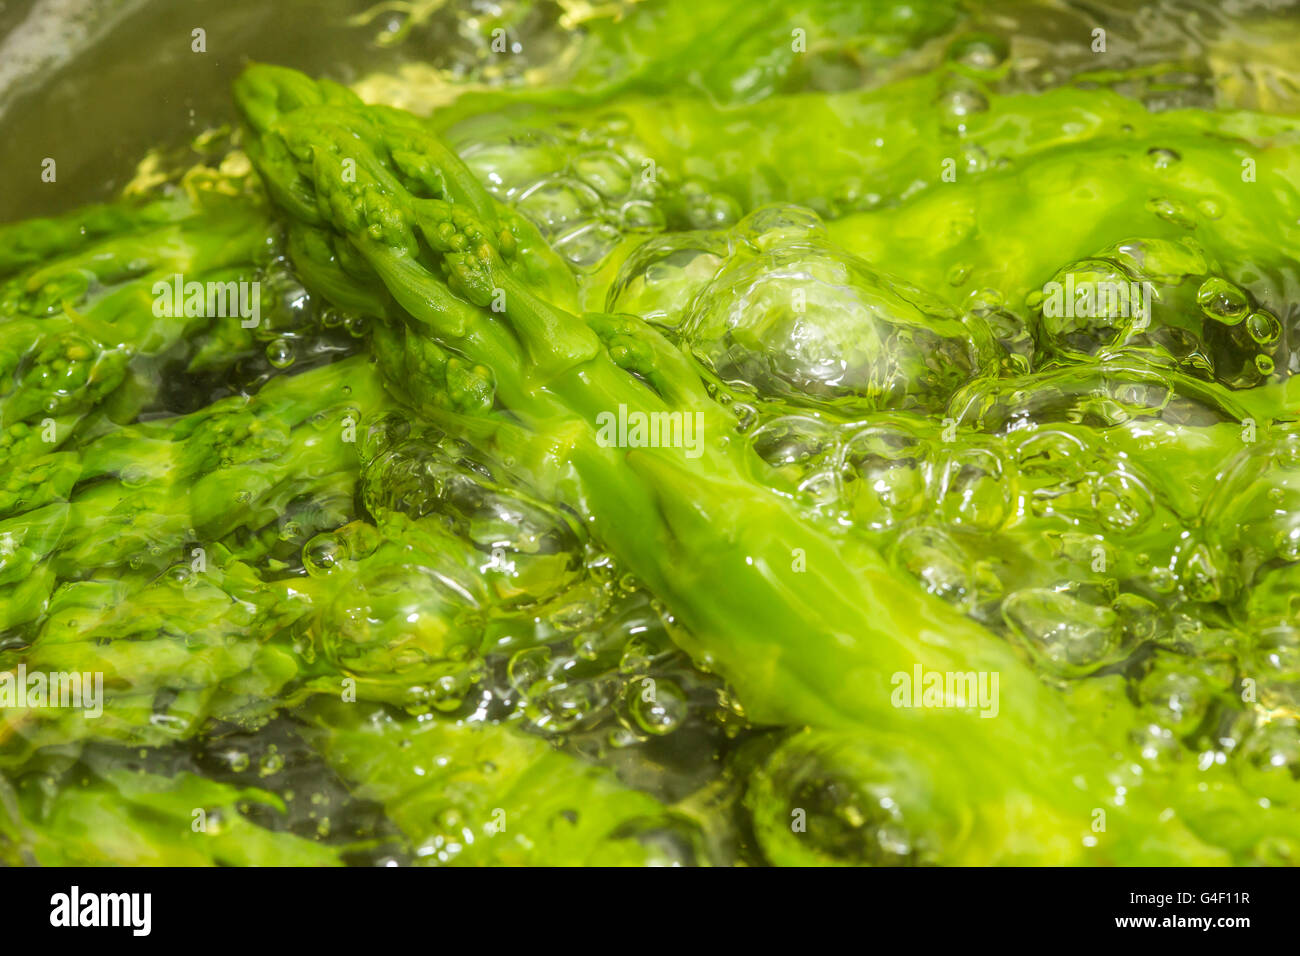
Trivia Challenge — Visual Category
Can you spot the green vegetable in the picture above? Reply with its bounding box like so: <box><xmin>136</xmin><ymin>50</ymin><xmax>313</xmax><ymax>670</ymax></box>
<box><xmin>300</xmin><ymin>699</ymin><xmax>703</xmax><ymax>866</ymax></box>
<box><xmin>233</xmin><ymin>59</ymin><xmax>1300</xmax><ymax>864</ymax></box>
<box><xmin>1</xmin><ymin>750</ymin><xmax>351</xmax><ymax>866</ymax></box>
<box><xmin>6</xmin><ymin>0</ymin><xmax>1300</xmax><ymax>868</ymax></box>
<box><xmin>0</xmin><ymin>354</ymin><xmax>380</xmax><ymax>632</ymax></box>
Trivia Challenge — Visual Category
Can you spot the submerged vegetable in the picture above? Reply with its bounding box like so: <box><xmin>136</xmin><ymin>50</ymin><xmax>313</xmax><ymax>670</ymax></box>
<box><xmin>4</xmin><ymin>0</ymin><xmax>1300</xmax><ymax>867</ymax></box>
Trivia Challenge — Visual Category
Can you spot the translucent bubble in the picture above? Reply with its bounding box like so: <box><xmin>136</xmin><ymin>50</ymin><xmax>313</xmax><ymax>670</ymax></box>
<box><xmin>528</xmin><ymin>678</ymin><xmax>611</xmax><ymax>734</ymax></box>
<box><xmin>933</xmin><ymin>443</ymin><xmax>1012</xmax><ymax>531</ymax></box>
<box><xmin>303</xmin><ymin>532</ymin><xmax>346</xmax><ymax>576</ymax></box>
<box><xmin>735</xmin><ymin>204</ymin><xmax>826</xmax><ymax>251</ymax></box>
<box><xmin>1237</xmin><ymin>720</ymin><xmax>1300</xmax><ymax>801</ymax></box>
<box><xmin>262</xmin><ymin>263</ymin><xmax>314</xmax><ymax>329</ymax></box>
<box><xmin>619</xmin><ymin>199</ymin><xmax>666</xmax><ymax>233</ymax></box>
<box><xmin>1149</xmin><ymin>563</ymin><xmax>1179</xmax><ymax>594</ymax></box>
<box><xmin>683</xmin><ymin>190</ymin><xmax>741</xmax><ymax>230</ymax></box>
<box><xmin>515</xmin><ymin>175</ymin><xmax>601</xmax><ymax>235</ymax></box>
<box><xmin>259</xmin><ymin>751</ymin><xmax>285</xmax><ymax>777</ymax></box>
<box><xmin>428</xmin><ymin>666</ymin><xmax>481</xmax><ymax>713</ymax></box>
<box><xmin>1246</xmin><ymin>310</ymin><xmax>1281</xmax><ymax>346</ymax></box>
<box><xmin>361</xmin><ymin>440</ymin><xmax>584</xmax><ymax>604</ymax></box>
<box><xmin>1146</xmin><ymin>197</ymin><xmax>1197</xmax><ymax>229</ymax></box>
<box><xmin>1196</xmin><ymin>198</ymin><xmax>1223</xmax><ymax>219</ymax></box>
<box><xmin>1204</xmin><ymin>429</ymin><xmax>1300</xmax><ymax>603</ymax></box>
<box><xmin>745</xmin><ymin>731</ymin><xmax>943</xmax><ymax>866</ymax></box>
<box><xmin>1001</xmin><ymin>587</ymin><xmax>1126</xmax><ymax>677</ymax></box>
<box><xmin>893</xmin><ymin>527</ymin><xmax>975</xmax><ymax>612</ymax></box>
<box><xmin>947</xmin><ymin>33</ymin><xmax>1008</xmax><ymax>74</ymax></box>
<box><xmin>552</xmin><ymin>220</ymin><xmax>623</xmax><ymax>272</ymax></box>
<box><xmin>1138</xmin><ymin>653</ymin><xmax>1231</xmax><ymax>736</ymax></box>
<box><xmin>937</xmin><ymin>84</ymin><xmax>989</xmax><ymax>133</ymax></box>
<box><xmin>748</xmin><ymin>415</ymin><xmax>840</xmax><ymax>491</ymax></box>
<box><xmin>1172</xmin><ymin>540</ymin><xmax>1219</xmax><ymax>604</ymax></box>
<box><xmin>1250</xmin><ymin>623</ymin><xmax>1300</xmax><ymax>680</ymax></box>
<box><xmin>344</xmin><ymin>314</ymin><xmax>369</xmax><ymax>338</ymax></box>
<box><xmin>225</xmin><ymin>749</ymin><xmax>251</xmax><ymax>773</ymax></box>
<box><xmin>683</xmin><ymin>237</ymin><xmax>988</xmax><ymax>414</ymax></box>
<box><xmin>1196</xmin><ymin>277</ymin><xmax>1249</xmax><ymax>325</ymax></box>
<box><xmin>457</xmin><ymin>132</ymin><xmax>567</xmax><ymax>200</ymax></box>
<box><xmin>1145</xmin><ymin>147</ymin><xmax>1181</xmax><ymax>169</ymax></box>
<box><xmin>606</xmin><ymin>231</ymin><xmax>730</xmax><ymax>330</ymax></box>
<box><xmin>840</xmin><ymin>423</ymin><xmax>931</xmax><ymax>531</ymax></box>
<box><xmin>627</xmin><ymin>678</ymin><xmax>687</xmax><ymax>736</ymax></box>
<box><xmin>1130</xmin><ymin>720</ymin><xmax>1183</xmax><ymax>767</ymax></box>
<box><xmin>570</xmin><ymin>149</ymin><xmax>633</xmax><ymax>198</ymax></box>
<box><xmin>1109</xmin><ymin>237</ymin><xmax>1207</xmax><ymax>285</ymax></box>
<box><xmin>508</xmin><ymin>646</ymin><xmax>552</xmax><ymax>694</ymax></box>
<box><xmin>1090</xmin><ymin>466</ymin><xmax>1155</xmax><ymax>533</ymax></box>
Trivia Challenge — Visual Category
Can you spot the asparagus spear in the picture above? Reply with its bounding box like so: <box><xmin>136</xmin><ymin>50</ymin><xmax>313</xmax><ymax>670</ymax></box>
<box><xmin>0</xmin><ymin>747</ymin><xmax>351</xmax><ymax>866</ymax></box>
<box><xmin>0</xmin><ymin>199</ymin><xmax>276</xmax><ymax>469</ymax></box>
<box><xmin>0</xmin><ymin>354</ymin><xmax>383</xmax><ymax>632</ymax></box>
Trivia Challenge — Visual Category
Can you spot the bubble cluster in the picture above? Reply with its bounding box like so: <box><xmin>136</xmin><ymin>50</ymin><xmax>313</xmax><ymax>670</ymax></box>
<box><xmin>611</xmin><ymin>205</ymin><xmax>996</xmax><ymax>415</ymax></box>
<box><xmin>456</xmin><ymin>118</ymin><xmax>742</xmax><ymax>276</ymax></box>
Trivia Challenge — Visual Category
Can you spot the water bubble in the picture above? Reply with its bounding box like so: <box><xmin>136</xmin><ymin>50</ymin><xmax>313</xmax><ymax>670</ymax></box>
<box><xmin>225</xmin><ymin>749</ymin><xmax>251</xmax><ymax>773</ymax></box>
<box><xmin>627</xmin><ymin>678</ymin><xmax>687</xmax><ymax>736</ymax></box>
<box><xmin>934</xmin><ymin>444</ymin><xmax>1012</xmax><ymax>530</ymax></box>
<box><xmin>1237</xmin><ymin>720</ymin><xmax>1300</xmax><ymax>801</ymax></box>
<box><xmin>304</xmin><ymin>532</ymin><xmax>346</xmax><ymax>576</ymax></box>
<box><xmin>1149</xmin><ymin>564</ymin><xmax>1178</xmax><ymax>594</ymax></box>
<box><xmin>893</xmin><ymin>527</ymin><xmax>975</xmax><ymax>612</ymax></box>
<box><xmin>1146</xmin><ymin>147</ymin><xmax>1181</xmax><ymax>169</ymax></box>
<box><xmin>748</xmin><ymin>415</ymin><xmax>840</xmax><ymax>492</ymax></box>
<box><xmin>607</xmin><ymin>231</ymin><xmax>729</xmax><ymax>330</ymax></box>
<box><xmin>1196</xmin><ymin>198</ymin><xmax>1223</xmax><ymax>219</ymax></box>
<box><xmin>570</xmin><ymin>149</ymin><xmax>633</xmax><ymax>198</ymax></box>
<box><xmin>960</xmin><ymin>144</ymin><xmax>990</xmax><ymax>174</ymax></box>
<box><xmin>1196</xmin><ymin>277</ymin><xmax>1249</xmax><ymax>325</ymax></box>
<box><xmin>1147</xmin><ymin>197</ymin><xmax>1197</xmax><ymax>229</ymax></box>
<box><xmin>1090</xmin><ymin>466</ymin><xmax>1155</xmax><ymax>533</ymax></box>
<box><xmin>683</xmin><ymin>238</ymin><xmax>982</xmax><ymax>413</ymax></box>
<box><xmin>553</xmin><ymin>220</ymin><xmax>623</xmax><ymax>272</ymax></box>
<box><xmin>948</xmin><ymin>33</ymin><xmax>1008</xmax><ymax>74</ymax></box>
<box><xmin>737</xmin><ymin>205</ymin><xmax>826</xmax><ymax>250</ymax></box>
<box><xmin>508</xmin><ymin>646</ymin><xmax>552</xmax><ymax>694</ymax></box>
<box><xmin>259</xmin><ymin>750</ymin><xmax>285</xmax><ymax>777</ymax></box>
<box><xmin>937</xmin><ymin>85</ymin><xmax>989</xmax><ymax>132</ymax></box>
<box><xmin>266</xmin><ymin>338</ymin><xmax>295</xmax><ymax>369</ymax></box>
<box><xmin>457</xmin><ymin>133</ymin><xmax>566</xmax><ymax>200</ymax></box>
<box><xmin>1001</xmin><ymin>587</ymin><xmax>1126</xmax><ymax>677</ymax></box>
<box><xmin>683</xmin><ymin>190</ymin><xmax>741</xmax><ymax>230</ymax></box>
<box><xmin>429</xmin><ymin>668</ymin><xmax>479</xmax><ymax>713</ymax></box>
<box><xmin>529</xmin><ymin>678</ymin><xmax>609</xmax><ymax>733</ymax></box>
<box><xmin>1179</xmin><ymin>541</ymin><xmax>1222</xmax><ymax>602</ymax></box>
<box><xmin>1246</xmin><ymin>310</ymin><xmax>1281</xmax><ymax>346</ymax></box>
<box><xmin>841</xmin><ymin>424</ymin><xmax>930</xmax><ymax>530</ymax></box>
<box><xmin>515</xmin><ymin>176</ymin><xmax>601</xmax><ymax>235</ymax></box>
<box><xmin>619</xmin><ymin>199</ymin><xmax>666</xmax><ymax>233</ymax></box>
<box><xmin>619</xmin><ymin>632</ymin><xmax>661</xmax><ymax>675</ymax></box>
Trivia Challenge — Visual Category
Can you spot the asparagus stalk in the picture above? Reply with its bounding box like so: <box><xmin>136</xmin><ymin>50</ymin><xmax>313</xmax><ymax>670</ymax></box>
<box><xmin>0</xmin><ymin>355</ymin><xmax>383</xmax><ymax>632</ymax></box>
